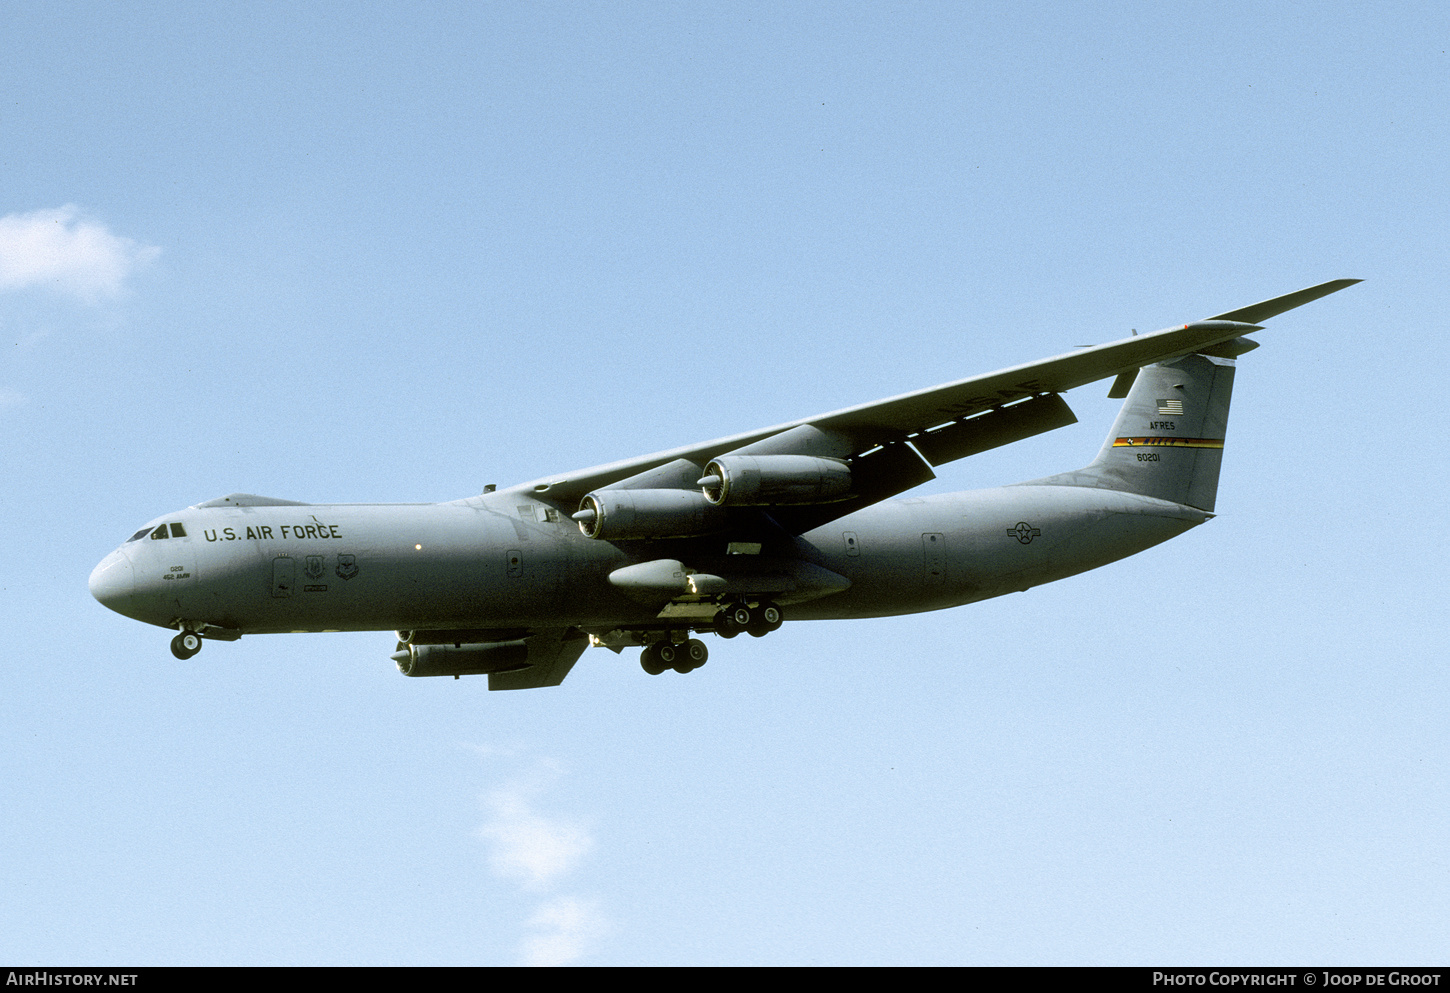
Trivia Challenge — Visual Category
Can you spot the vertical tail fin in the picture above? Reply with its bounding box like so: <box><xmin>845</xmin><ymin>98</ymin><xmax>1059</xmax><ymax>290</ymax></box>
<box><xmin>1083</xmin><ymin>352</ymin><xmax>1236</xmax><ymax>511</ymax></box>
<box><xmin>1032</xmin><ymin>350</ymin><xmax>1239</xmax><ymax>512</ymax></box>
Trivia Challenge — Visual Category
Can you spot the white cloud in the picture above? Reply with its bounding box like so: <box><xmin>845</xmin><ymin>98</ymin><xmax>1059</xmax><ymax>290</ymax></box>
<box><xmin>478</xmin><ymin>768</ymin><xmax>594</xmax><ymax>892</ymax></box>
<box><xmin>518</xmin><ymin>896</ymin><xmax>610</xmax><ymax>968</ymax></box>
<box><xmin>474</xmin><ymin>757</ymin><xmax>609</xmax><ymax>966</ymax></box>
<box><xmin>0</xmin><ymin>388</ymin><xmax>25</xmax><ymax>408</ymax></box>
<box><xmin>0</xmin><ymin>205</ymin><xmax>160</xmax><ymax>302</ymax></box>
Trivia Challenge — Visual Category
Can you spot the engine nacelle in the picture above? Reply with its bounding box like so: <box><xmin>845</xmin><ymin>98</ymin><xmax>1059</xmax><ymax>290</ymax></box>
<box><xmin>699</xmin><ymin>455</ymin><xmax>852</xmax><ymax>506</ymax></box>
<box><xmin>573</xmin><ymin>488</ymin><xmax>726</xmax><ymax>540</ymax></box>
<box><xmin>392</xmin><ymin>640</ymin><xmax>530</xmax><ymax>677</ymax></box>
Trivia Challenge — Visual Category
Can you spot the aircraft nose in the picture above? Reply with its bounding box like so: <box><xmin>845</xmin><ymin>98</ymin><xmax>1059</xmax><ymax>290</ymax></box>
<box><xmin>89</xmin><ymin>549</ymin><xmax>136</xmax><ymax>613</ymax></box>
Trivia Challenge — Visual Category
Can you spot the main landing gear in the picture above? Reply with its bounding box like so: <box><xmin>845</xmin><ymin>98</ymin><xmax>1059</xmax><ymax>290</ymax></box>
<box><xmin>170</xmin><ymin>631</ymin><xmax>203</xmax><ymax>660</ymax></box>
<box><xmin>713</xmin><ymin>600</ymin><xmax>783</xmax><ymax>639</ymax></box>
<box><xmin>640</xmin><ymin>638</ymin><xmax>709</xmax><ymax>675</ymax></box>
<box><xmin>637</xmin><ymin>600</ymin><xmax>784</xmax><ymax>676</ymax></box>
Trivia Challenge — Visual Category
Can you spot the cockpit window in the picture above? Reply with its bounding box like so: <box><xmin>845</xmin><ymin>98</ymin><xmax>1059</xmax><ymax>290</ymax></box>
<box><xmin>129</xmin><ymin>522</ymin><xmax>187</xmax><ymax>541</ymax></box>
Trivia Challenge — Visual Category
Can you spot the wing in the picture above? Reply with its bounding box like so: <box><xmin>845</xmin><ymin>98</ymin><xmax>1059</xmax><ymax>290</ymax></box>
<box><xmin>510</xmin><ymin>279</ymin><xmax>1359</xmax><ymax>527</ymax></box>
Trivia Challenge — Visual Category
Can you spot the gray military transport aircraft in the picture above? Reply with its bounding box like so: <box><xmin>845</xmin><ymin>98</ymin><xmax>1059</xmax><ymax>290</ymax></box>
<box><xmin>91</xmin><ymin>280</ymin><xmax>1358</xmax><ymax>689</ymax></box>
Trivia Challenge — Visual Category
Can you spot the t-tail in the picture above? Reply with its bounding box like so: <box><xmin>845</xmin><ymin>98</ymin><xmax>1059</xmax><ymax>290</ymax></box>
<box><xmin>1046</xmin><ymin>278</ymin><xmax>1363</xmax><ymax>511</ymax></box>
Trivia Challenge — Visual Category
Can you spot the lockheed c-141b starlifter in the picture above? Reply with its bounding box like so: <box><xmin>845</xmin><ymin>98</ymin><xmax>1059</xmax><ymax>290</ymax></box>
<box><xmin>90</xmin><ymin>280</ymin><xmax>1359</xmax><ymax>688</ymax></box>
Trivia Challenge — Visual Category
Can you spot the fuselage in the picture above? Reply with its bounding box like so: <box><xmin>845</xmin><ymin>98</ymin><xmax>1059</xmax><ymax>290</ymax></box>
<box><xmin>89</xmin><ymin>484</ymin><xmax>1208</xmax><ymax>638</ymax></box>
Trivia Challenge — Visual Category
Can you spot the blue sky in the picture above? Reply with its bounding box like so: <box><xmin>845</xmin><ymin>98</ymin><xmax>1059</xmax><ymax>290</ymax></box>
<box><xmin>2</xmin><ymin>1</ymin><xmax>1447</xmax><ymax>965</ymax></box>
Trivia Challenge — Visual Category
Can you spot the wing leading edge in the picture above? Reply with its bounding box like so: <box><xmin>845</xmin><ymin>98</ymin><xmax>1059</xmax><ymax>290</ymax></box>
<box><xmin>510</xmin><ymin>279</ymin><xmax>1359</xmax><ymax>515</ymax></box>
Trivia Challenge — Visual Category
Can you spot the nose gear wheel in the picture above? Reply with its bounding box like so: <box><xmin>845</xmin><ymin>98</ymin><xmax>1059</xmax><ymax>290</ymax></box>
<box><xmin>170</xmin><ymin>632</ymin><xmax>202</xmax><ymax>660</ymax></box>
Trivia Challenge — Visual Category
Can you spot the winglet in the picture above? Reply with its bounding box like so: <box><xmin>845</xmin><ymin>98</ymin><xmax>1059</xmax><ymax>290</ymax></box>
<box><xmin>1206</xmin><ymin>278</ymin><xmax>1361</xmax><ymax>325</ymax></box>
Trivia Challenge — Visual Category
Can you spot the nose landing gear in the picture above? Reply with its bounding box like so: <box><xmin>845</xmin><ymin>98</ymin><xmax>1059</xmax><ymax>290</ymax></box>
<box><xmin>170</xmin><ymin>631</ymin><xmax>202</xmax><ymax>660</ymax></box>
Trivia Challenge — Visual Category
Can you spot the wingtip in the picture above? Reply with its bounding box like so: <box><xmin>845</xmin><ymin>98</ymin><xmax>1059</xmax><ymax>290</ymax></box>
<box><xmin>1206</xmin><ymin>278</ymin><xmax>1363</xmax><ymax>325</ymax></box>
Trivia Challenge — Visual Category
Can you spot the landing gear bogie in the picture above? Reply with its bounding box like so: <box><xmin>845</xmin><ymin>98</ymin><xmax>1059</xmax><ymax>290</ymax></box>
<box><xmin>715</xmin><ymin>600</ymin><xmax>783</xmax><ymax>639</ymax></box>
<box><xmin>683</xmin><ymin>638</ymin><xmax>708</xmax><ymax>670</ymax></box>
<box><xmin>748</xmin><ymin>601</ymin><xmax>783</xmax><ymax>638</ymax></box>
<box><xmin>714</xmin><ymin>601</ymin><xmax>751</xmax><ymax>638</ymax></box>
<box><xmin>639</xmin><ymin>637</ymin><xmax>708</xmax><ymax>675</ymax></box>
<box><xmin>640</xmin><ymin>642</ymin><xmax>667</xmax><ymax>675</ymax></box>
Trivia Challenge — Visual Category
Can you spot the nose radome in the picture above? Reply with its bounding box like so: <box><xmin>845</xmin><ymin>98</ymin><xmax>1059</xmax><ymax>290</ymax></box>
<box><xmin>89</xmin><ymin>550</ymin><xmax>135</xmax><ymax>612</ymax></box>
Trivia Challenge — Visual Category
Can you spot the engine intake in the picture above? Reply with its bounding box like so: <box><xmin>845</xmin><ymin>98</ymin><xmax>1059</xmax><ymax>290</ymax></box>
<box><xmin>698</xmin><ymin>455</ymin><xmax>852</xmax><ymax>506</ymax></box>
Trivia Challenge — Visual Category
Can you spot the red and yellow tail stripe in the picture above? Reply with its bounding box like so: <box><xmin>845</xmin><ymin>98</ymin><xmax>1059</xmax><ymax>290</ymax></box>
<box><xmin>1112</xmin><ymin>437</ymin><xmax>1224</xmax><ymax>449</ymax></box>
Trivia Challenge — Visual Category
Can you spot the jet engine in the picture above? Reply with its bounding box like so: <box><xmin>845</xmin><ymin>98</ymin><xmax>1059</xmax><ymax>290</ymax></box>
<box><xmin>698</xmin><ymin>455</ymin><xmax>852</xmax><ymax>506</ymax></box>
<box><xmin>573</xmin><ymin>488</ymin><xmax>725</xmax><ymax>540</ymax></box>
<box><xmin>392</xmin><ymin>640</ymin><xmax>531</xmax><ymax>677</ymax></box>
